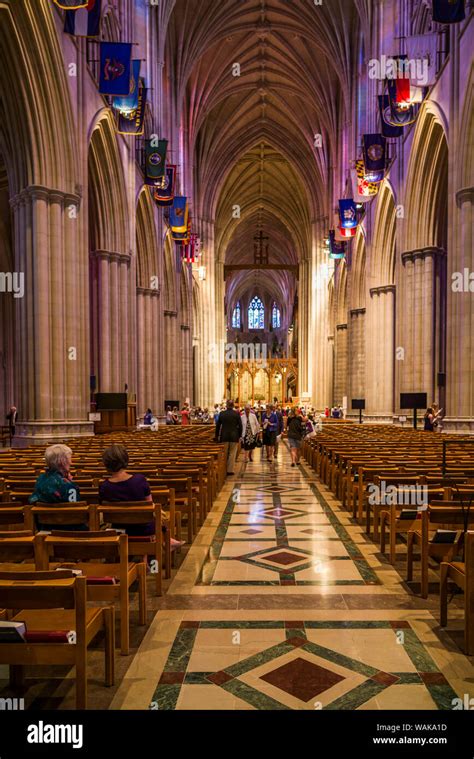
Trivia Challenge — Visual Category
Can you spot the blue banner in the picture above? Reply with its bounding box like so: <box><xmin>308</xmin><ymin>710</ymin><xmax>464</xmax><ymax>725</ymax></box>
<box><xmin>362</xmin><ymin>134</ymin><xmax>386</xmax><ymax>177</ymax></box>
<box><xmin>338</xmin><ymin>199</ymin><xmax>357</xmax><ymax>229</ymax></box>
<box><xmin>116</xmin><ymin>85</ymin><xmax>147</xmax><ymax>135</ymax></box>
<box><xmin>99</xmin><ymin>42</ymin><xmax>132</xmax><ymax>96</ymax></box>
<box><xmin>378</xmin><ymin>95</ymin><xmax>403</xmax><ymax>138</ymax></box>
<box><xmin>329</xmin><ymin>230</ymin><xmax>346</xmax><ymax>259</ymax></box>
<box><xmin>154</xmin><ymin>165</ymin><xmax>176</xmax><ymax>206</ymax></box>
<box><xmin>170</xmin><ymin>196</ymin><xmax>188</xmax><ymax>234</ymax></box>
<box><xmin>432</xmin><ymin>0</ymin><xmax>465</xmax><ymax>23</ymax></box>
<box><xmin>112</xmin><ymin>60</ymin><xmax>141</xmax><ymax>114</ymax></box>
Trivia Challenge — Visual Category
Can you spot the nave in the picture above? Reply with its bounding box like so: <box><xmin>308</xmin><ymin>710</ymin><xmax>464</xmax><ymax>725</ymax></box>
<box><xmin>109</xmin><ymin>445</ymin><xmax>471</xmax><ymax>712</ymax></box>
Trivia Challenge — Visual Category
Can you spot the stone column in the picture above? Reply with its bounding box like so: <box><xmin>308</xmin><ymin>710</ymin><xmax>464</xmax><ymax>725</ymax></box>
<box><xmin>326</xmin><ymin>335</ymin><xmax>334</xmax><ymax>406</ymax></box>
<box><xmin>10</xmin><ymin>185</ymin><xmax>93</xmax><ymax>444</ymax></box>
<box><xmin>397</xmin><ymin>248</ymin><xmax>446</xmax><ymax>413</ymax></box>
<box><xmin>347</xmin><ymin>308</ymin><xmax>366</xmax><ymax>408</ymax></box>
<box><xmin>366</xmin><ymin>285</ymin><xmax>395</xmax><ymax>421</ymax></box>
<box><xmin>163</xmin><ymin>310</ymin><xmax>178</xmax><ymax>402</ymax></box>
<box><xmin>334</xmin><ymin>323</ymin><xmax>348</xmax><ymax>405</ymax></box>
<box><xmin>91</xmin><ymin>250</ymin><xmax>131</xmax><ymax>393</ymax></box>
<box><xmin>445</xmin><ymin>187</ymin><xmax>474</xmax><ymax>431</ymax></box>
<box><xmin>180</xmin><ymin>324</ymin><xmax>192</xmax><ymax>402</ymax></box>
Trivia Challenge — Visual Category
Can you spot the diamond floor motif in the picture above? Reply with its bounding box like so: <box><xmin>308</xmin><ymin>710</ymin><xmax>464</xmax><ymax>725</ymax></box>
<box><xmin>260</xmin><ymin>657</ymin><xmax>346</xmax><ymax>702</ymax></box>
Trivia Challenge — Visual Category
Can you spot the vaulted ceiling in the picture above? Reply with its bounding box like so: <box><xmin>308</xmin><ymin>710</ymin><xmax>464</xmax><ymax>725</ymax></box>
<box><xmin>164</xmin><ymin>0</ymin><xmax>368</xmax><ymax>312</ymax></box>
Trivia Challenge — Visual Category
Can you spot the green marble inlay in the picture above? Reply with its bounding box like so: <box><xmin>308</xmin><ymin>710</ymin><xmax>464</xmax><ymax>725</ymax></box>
<box><xmin>324</xmin><ymin>680</ymin><xmax>387</xmax><ymax>710</ymax></box>
<box><xmin>164</xmin><ymin>628</ymin><xmax>198</xmax><ymax>672</ymax></box>
<box><xmin>425</xmin><ymin>684</ymin><xmax>459</xmax><ymax>710</ymax></box>
<box><xmin>402</xmin><ymin>629</ymin><xmax>441</xmax><ymax>673</ymax></box>
<box><xmin>221</xmin><ymin>678</ymin><xmax>290</xmax><ymax>710</ymax></box>
<box><xmin>149</xmin><ymin>684</ymin><xmax>181</xmax><ymax>711</ymax></box>
<box><xmin>301</xmin><ymin>639</ymin><xmax>379</xmax><ymax>678</ymax></box>
<box><xmin>223</xmin><ymin>641</ymin><xmax>296</xmax><ymax>678</ymax></box>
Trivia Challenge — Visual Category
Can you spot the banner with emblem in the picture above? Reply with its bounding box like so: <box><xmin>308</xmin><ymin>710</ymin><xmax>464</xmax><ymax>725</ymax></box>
<box><xmin>338</xmin><ymin>199</ymin><xmax>357</xmax><ymax>229</ymax></box>
<box><xmin>112</xmin><ymin>60</ymin><xmax>141</xmax><ymax>114</ymax></box>
<box><xmin>329</xmin><ymin>230</ymin><xmax>346</xmax><ymax>259</ymax></box>
<box><xmin>154</xmin><ymin>165</ymin><xmax>176</xmax><ymax>206</ymax></box>
<box><xmin>170</xmin><ymin>196</ymin><xmax>188</xmax><ymax>235</ymax></box>
<box><xmin>362</xmin><ymin>134</ymin><xmax>386</xmax><ymax>181</ymax></box>
<box><xmin>64</xmin><ymin>0</ymin><xmax>101</xmax><ymax>36</ymax></box>
<box><xmin>352</xmin><ymin>159</ymin><xmax>379</xmax><ymax>200</ymax></box>
<box><xmin>378</xmin><ymin>95</ymin><xmax>403</xmax><ymax>138</ymax></box>
<box><xmin>432</xmin><ymin>0</ymin><xmax>465</xmax><ymax>23</ymax></box>
<box><xmin>386</xmin><ymin>78</ymin><xmax>417</xmax><ymax>126</ymax></box>
<box><xmin>116</xmin><ymin>84</ymin><xmax>147</xmax><ymax>135</ymax></box>
<box><xmin>54</xmin><ymin>0</ymin><xmax>88</xmax><ymax>8</ymax></box>
<box><xmin>144</xmin><ymin>139</ymin><xmax>168</xmax><ymax>185</ymax></box>
<box><xmin>99</xmin><ymin>42</ymin><xmax>132</xmax><ymax>96</ymax></box>
<box><xmin>405</xmin><ymin>33</ymin><xmax>437</xmax><ymax>87</ymax></box>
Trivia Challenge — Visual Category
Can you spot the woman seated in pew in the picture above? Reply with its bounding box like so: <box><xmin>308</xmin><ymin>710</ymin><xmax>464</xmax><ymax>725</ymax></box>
<box><xmin>99</xmin><ymin>445</ymin><xmax>183</xmax><ymax>547</ymax></box>
<box><xmin>29</xmin><ymin>444</ymin><xmax>83</xmax><ymax>531</ymax></box>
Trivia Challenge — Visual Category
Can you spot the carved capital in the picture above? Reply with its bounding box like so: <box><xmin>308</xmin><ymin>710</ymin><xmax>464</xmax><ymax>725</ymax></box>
<box><xmin>350</xmin><ymin>308</ymin><xmax>366</xmax><ymax>317</ymax></box>
<box><xmin>336</xmin><ymin>323</ymin><xmax>348</xmax><ymax>331</ymax></box>
<box><xmin>456</xmin><ymin>186</ymin><xmax>474</xmax><ymax>207</ymax></box>
<box><xmin>370</xmin><ymin>284</ymin><xmax>396</xmax><ymax>297</ymax></box>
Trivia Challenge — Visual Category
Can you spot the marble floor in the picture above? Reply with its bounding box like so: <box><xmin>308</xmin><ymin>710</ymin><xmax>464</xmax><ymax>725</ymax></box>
<box><xmin>110</xmin><ymin>446</ymin><xmax>474</xmax><ymax>711</ymax></box>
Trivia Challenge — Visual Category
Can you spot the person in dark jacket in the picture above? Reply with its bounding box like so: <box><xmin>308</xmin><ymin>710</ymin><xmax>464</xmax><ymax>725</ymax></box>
<box><xmin>215</xmin><ymin>400</ymin><xmax>243</xmax><ymax>475</ymax></box>
<box><xmin>287</xmin><ymin>407</ymin><xmax>306</xmax><ymax>466</ymax></box>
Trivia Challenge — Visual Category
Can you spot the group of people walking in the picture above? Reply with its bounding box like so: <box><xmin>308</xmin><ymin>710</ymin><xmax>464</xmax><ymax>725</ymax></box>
<box><xmin>214</xmin><ymin>401</ymin><xmax>318</xmax><ymax>475</ymax></box>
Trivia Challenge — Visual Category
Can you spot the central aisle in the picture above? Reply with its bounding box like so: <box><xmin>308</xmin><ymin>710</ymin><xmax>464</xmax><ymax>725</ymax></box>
<box><xmin>112</xmin><ymin>445</ymin><xmax>469</xmax><ymax>710</ymax></box>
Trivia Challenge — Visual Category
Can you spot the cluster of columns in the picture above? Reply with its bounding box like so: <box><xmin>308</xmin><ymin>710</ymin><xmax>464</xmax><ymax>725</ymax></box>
<box><xmin>10</xmin><ymin>185</ymin><xmax>92</xmax><ymax>444</ymax></box>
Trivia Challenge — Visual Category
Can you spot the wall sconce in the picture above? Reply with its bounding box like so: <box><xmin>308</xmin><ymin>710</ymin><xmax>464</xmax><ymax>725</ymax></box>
<box><xmin>198</xmin><ymin>266</ymin><xmax>206</xmax><ymax>280</ymax></box>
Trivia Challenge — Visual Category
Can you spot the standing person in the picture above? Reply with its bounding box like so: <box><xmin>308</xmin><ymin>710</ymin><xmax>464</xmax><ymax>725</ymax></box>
<box><xmin>274</xmin><ymin>404</ymin><xmax>284</xmax><ymax>458</ymax></box>
<box><xmin>432</xmin><ymin>403</ymin><xmax>445</xmax><ymax>433</ymax></box>
<box><xmin>165</xmin><ymin>406</ymin><xmax>173</xmax><ymax>425</ymax></box>
<box><xmin>171</xmin><ymin>406</ymin><xmax>180</xmax><ymax>424</ymax></box>
<box><xmin>241</xmin><ymin>404</ymin><xmax>260</xmax><ymax>463</ymax></box>
<box><xmin>6</xmin><ymin>405</ymin><xmax>17</xmax><ymax>441</ymax></box>
<box><xmin>213</xmin><ymin>404</ymin><xmax>221</xmax><ymax>426</ymax></box>
<box><xmin>287</xmin><ymin>407</ymin><xmax>306</xmax><ymax>466</ymax></box>
<box><xmin>180</xmin><ymin>404</ymin><xmax>191</xmax><ymax>425</ymax></box>
<box><xmin>215</xmin><ymin>400</ymin><xmax>243</xmax><ymax>475</ymax></box>
<box><xmin>423</xmin><ymin>407</ymin><xmax>435</xmax><ymax>431</ymax></box>
<box><xmin>261</xmin><ymin>404</ymin><xmax>278</xmax><ymax>462</ymax></box>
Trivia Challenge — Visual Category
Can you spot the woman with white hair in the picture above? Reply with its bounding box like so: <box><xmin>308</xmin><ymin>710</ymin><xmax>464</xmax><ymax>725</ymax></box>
<box><xmin>29</xmin><ymin>444</ymin><xmax>80</xmax><ymax>515</ymax></box>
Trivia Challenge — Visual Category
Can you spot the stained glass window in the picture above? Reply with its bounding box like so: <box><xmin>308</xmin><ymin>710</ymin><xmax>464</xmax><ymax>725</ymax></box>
<box><xmin>232</xmin><ymin>302</ymin><xmax>241</xmax><ymax>328</ymax></box>
<box><xmin>272</xmin><ymin>302</ymin><xmax>281</xmax><ymax>329</ymax></box>
<box><xmin>248</xmin><ymin>297</ymin><xmax>264</xmax><ymax>329</ymax></box>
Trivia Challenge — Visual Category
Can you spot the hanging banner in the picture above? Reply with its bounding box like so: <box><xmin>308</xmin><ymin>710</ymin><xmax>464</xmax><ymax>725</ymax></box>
<box><xmin>112</xmin><ymin>60</ymin><xmax>141</xmax><ymax>114</ymax></box>
<box><xmin>99</xmin><ymin>42</ymin><xmax>132</xmax><ymax>96</ymax></box>
<box><xmin>378</xmin><ymin>95</ymin><xmax>403</xmax><ymax>138</ymax></box>
<box><xmin>144</xmin><ymin>139</ymin><xmax>168</xmax><ymax>185</ymax></box>
<box><xmin>64</xmin><ymin>0</ymin><xmax>101</xmax><ymax>36</ymax></box>
<box><xmin>154</xmin><ymin>165</ymin><xmax>176</xmax><ymax>206</ymax></box>
<box><xmin>405</xmin><ymin>33</ymin><xmax>438</xmax><ymax>87</ymax></box>
<box><xmin>329</xmin><ymin>230</ymin><xmax>346</xmax><ymax>259</ymax></box>
<box><xmin>116</xmin><ymin>84</ymin><xmax>147</xmax><ymax>135</ymax></box>
<box><xmin>386</xmin><ymin>78</ymin><xmax>417</xmax><ymax>126</ymax></box>
<box><xmin>336</xmin><ymin>226</ymin><xmax>356</xmax><ymax>241</ymax></box>
<box><xmin>352</xmin><ymin>159</ymin><xmax>379</xmax><ymax>199</ymax></box>
<box><xmin>54</xmin><ymin>0</ymin><xmax>88</xmax><ymax>8</ymax></box>
<box><xmin>338</xmin><ymin>199</ymin><xmax>357</xmax><ymax>229</ymax></box>
<box><xmin>362</xmin><ymin>134</ymin><xmax>386</xmax><ymax>181</ymax></box>
<box><xmin>170</xmin><ymin>196</ymin><xmax>188</xmax><ymax>234</ymax></box>
<box><xmin>432</xmin><ymin>0</ymin><xmax>465</xmax><ymax>23</ymax></box>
